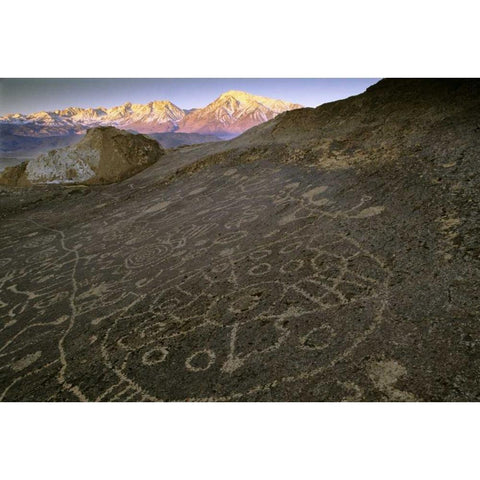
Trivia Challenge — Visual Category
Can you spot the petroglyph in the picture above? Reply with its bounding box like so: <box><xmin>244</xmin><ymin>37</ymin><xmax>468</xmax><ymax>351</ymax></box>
<box><xmin>11</xmin><ymin>351</ymin><xmax>42</xmax><ymax>372</ymax></box>
<box><xmin>368</xmin><ymin>359</ymin><xmax>417</xmax><ymax>401</ymax></box>
<box><xmin>0</xmin><ymin>159</ymin><xmax>393</xmax><ymax>401</ymax></box>
<box><xmin>145</xmin><ymin>201</ymin><xmax>171</xmax><ymax>214</ymax></box>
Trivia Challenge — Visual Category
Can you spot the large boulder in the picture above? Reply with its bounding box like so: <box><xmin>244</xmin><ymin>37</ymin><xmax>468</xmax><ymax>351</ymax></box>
<box><xmin>0</xmin><ymin>126</ymin><xmax>164</xmax><ymax>186</ymax></box>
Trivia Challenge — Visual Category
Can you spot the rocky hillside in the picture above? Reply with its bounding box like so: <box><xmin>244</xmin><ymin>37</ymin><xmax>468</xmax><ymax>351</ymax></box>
<box><xmin>0</xmin><ymin>79</ymin><xmax>479</xmax><ymax>402</ymax></box>
<box><xmin>229</xmin><ymin>78</ymin><xmax>480</xmax><ymax>160</ymax></box>
<box><xmin>0</xmin><ymin>126</ymin><xmax>163</xmax><ymax>186</ymax></box>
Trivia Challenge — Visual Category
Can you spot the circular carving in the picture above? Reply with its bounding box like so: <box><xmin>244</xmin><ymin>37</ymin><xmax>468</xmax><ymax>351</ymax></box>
<box><xmin>299</xmin><ymin>325</ymin><xmax>335</xmax><ymax>351</ymax></box>
<box><xmin>142</xmin><ymin>347</ymin><xmax>169</xmax><ymax>366</ymax></box>
<box><xmin>248</xmin><ymin>263</ymin><xmax>271</xmax><ymax>276</ymax></box>
<box><xmin>185</xmin><ymin>350</ymin><xmax>216</xmax><ymax>372</ymax></box>
<box><xmin>125</xmin><ymin>244</ymin><xmax>169</xmax><ymax>269</ymax></box>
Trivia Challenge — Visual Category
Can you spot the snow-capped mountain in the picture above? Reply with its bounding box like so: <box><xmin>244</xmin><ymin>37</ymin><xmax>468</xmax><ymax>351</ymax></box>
<box><xmin>0</xmin><ymin>91</ymin><xmax>302</xmax><ymax>139</ymax></box>
<box><xmin>0</xmin><ymin>101</ymin><xmax>186</xmax><ymax>137</ymax></box>
<box><xmin>178</xmin><ymin>90</ymin><xmax>302</xmax><ymax>137</ymax></box>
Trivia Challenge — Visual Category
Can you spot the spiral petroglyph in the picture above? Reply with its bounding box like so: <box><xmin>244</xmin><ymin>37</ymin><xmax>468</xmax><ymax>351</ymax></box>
<box><xmin>124</xmin><ymin>244</ymin><xmax>170</xmax><ymax>269</ymax></box>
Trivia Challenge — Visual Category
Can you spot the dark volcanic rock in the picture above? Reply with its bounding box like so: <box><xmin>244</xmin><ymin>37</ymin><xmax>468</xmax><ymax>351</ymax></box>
<box><xmin>0</xmin><ymin>79</ymin><xmax>479</xmax><ymax>401</ymax></box>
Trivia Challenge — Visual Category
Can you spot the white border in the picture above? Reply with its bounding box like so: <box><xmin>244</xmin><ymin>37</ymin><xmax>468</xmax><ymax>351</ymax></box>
<box><xmin>1</xmin><ymin>1</ymin><xmax>479</xmax><ymax>478</ymax></box>
<box><xmin>1</xmin><ymin>403</ymin><xmax>479</xmax><ymax>480</ymax></box>
<box><xmin>2</xmin><ymin>1</ymin><xmax>479</xmax><ymax>77</ymax></box>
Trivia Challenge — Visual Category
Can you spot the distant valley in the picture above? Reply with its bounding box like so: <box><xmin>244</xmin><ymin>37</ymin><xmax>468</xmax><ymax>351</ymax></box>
<box><xmin>0</xmin><ymin>126</ymin><xmax>221</xmax><ymax>163</ymax></box>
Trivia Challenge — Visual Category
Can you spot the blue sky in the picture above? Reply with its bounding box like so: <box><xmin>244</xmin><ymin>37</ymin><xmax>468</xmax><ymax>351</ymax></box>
<box><xmin>0</xmin><ymin>78</ymin><xmax>380</xmax><ymax>115</ymax></box>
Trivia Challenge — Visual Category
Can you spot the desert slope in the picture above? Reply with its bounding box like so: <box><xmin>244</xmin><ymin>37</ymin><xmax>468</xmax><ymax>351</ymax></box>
<box><xmin>0</xmin><ymin>79</ymin><xmax>479</xmax><ymax>402</ymax></box>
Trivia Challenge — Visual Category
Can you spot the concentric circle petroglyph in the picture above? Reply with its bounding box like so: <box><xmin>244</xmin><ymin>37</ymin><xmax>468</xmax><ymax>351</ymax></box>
<box><xmin>125</xmin><ymin>244</ymin><xmax>170</xmax><ymax>269</ymax></box>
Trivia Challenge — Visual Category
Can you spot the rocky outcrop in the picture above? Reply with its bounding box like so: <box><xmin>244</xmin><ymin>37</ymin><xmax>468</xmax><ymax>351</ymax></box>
<box><xmin>0</xmin><ymin>126</ymin><xmax>164</xmax><ymax>186</ymax></box>
<box><xmin>0</xmin><ymin>161</ymin><xmax>30</xmax><ymax>187</ymax></box>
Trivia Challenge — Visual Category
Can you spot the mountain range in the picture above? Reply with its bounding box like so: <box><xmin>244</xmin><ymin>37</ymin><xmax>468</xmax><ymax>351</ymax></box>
<box><xmin>0</xmin><ymin>90</ymin><xmax>302</xmax><ymax>139</ymax></box>
<box><xmin>177</xmin><ymin>90</ymin><xmax>302</xmax><ymax>136</ymax></box>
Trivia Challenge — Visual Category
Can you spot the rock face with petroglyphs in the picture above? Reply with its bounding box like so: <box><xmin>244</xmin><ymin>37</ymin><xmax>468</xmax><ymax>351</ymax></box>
<box><xmin>0</xmin><ymin>126</ymin><xmax>164</xmax><ymax>186</ymax></box>
<box><xmin>0</xmin><ymin>79</ymin><xmax>479</xmax><ymax>401</ymax></box>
